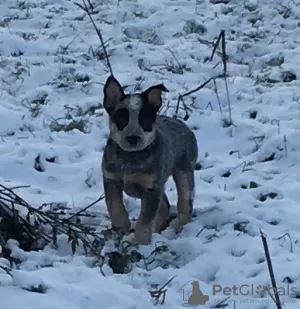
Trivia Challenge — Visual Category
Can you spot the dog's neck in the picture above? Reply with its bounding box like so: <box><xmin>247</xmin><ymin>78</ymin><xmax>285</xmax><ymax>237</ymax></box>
<box><xmin>108</xmin><ymin>134</ymin><xmax>160</xmax><ymax>163</ymax></box>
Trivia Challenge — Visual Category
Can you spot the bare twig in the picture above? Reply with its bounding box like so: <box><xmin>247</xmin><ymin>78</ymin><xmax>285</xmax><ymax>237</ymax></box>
<box><xmin>0</xmin><ymin>185</ymin><xmax>31</xmax><ymax>191</ymax></box>
<box><xmin>0</xmin><ymin>265</ymin><xmax>13</xmax><ymax>277</ymax></box>
<box><xmin>173</xmin><ymin>30</ymin><xmax>233</xmax><ymax>122</ymax></box>
<box><xmin>213</xmin><ymin>78</ymin><xmax>222</xmax><ymax>113</ymax></box>
<box><xmin>174</xmin><ymin>75</ymin><xmax>223</xmax><ymax>119</ymax></box>
<box><xmin>66</xmin><ymin>193</ymin><xmax>105</xmax><ymax>220</ymax></box>
<box><xmin>210</xmin><ymin>30</ymin><xmax>232</xmax><ymax>125</ymax></box>
<box><xmin>213</xmin><ymin>296</ymin><xmax>231</xmax><ymax>308</ymax></box>
<box><xmin>74</xmin><ymin>0</ymin><xmax>113</xmax><ymax>76</ymax></box>
<box><xmin>166</xmin><ymin>48</ymin><xmax>184</xmax><ymax>74</ymax></box>
<box><xmin>196</xmin><ymin>225</ymin><xmax>219</xmax><ymax>237</ymax></box>
<box><xmin>149</xmin><ymin>276</ymin><xmax>176</xmax><ymax>305</ymax></box>
<box><xmin>260</xmin><ymin>230</ymin><xmax>283</xmax><ymax>309</ymax></box>
<box><xmin>272</xmin><ymin>232</ymin><xmax>293</xmax><ymax>253</ymax></box>
<box><xmin>283</xmin><ymin>135</ymin><xmax>287</xmax><ymax>158</ymax></box>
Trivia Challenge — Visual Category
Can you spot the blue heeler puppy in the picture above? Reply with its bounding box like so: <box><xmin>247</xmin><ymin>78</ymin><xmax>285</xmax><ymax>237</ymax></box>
<box><xmin>101</xmin><ymin>76</ymin><xmax>198</xmax><ymax>245</ymax></box>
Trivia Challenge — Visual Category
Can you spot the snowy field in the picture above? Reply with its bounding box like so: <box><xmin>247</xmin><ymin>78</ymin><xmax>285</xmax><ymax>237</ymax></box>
<box><xmin>1</xmin><ymin>0</ymin><xmax>300</xmax><ymax>308</ymax></box>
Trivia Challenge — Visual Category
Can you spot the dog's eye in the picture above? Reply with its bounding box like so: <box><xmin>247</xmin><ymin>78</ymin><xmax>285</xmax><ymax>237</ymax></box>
<box><xmin>138</xmin><ymin>105</ymin><xmax>156</xmax><ymax>132</ymax></box>
<box><xmin>111</xmin><ymin>108</ymin><xmax>129</xmax><ymax>130</ymax></box>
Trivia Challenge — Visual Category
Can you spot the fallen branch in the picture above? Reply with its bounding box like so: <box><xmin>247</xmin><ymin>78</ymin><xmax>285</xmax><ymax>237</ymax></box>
<box><xmin>0</xmin><ymin>184</ymin><xmax>106</xmax><ymax>256</ymax></box>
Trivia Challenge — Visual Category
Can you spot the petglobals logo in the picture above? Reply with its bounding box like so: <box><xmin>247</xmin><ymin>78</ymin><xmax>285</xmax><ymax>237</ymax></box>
<box><xmin>177</xmin><ymin>280</ymin><xmax>210</xmax><ymax>306</ymax></box>
<box><xmin>212</xmin><ymin>284</ymin><xmax>298</xmax><ymax>297</ymax></box>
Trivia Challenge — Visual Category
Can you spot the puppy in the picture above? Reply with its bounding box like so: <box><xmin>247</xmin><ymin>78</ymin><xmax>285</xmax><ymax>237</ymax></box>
<box><xmin>101</xmin><ymin>75</ymin><xmax>198</xmax><ymax>245</ymax></box>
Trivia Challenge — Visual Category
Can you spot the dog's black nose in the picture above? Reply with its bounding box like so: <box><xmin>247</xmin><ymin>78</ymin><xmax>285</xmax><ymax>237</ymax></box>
<box><xmin>125</xmin><ymin>135</ymin><xmax>141</xmax><ymax>146</ymax></box>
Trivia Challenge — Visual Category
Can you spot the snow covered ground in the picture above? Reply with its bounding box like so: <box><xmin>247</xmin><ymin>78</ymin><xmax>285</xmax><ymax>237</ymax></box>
<box><xmin>1</xmin><ymin>0</ymin><xmax>300</xmax><ymax>308</ymax></box>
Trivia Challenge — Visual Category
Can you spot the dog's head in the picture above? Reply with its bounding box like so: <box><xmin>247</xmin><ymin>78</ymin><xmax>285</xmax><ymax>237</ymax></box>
<box><xmin>103</xmin><ymin>75</ymin><xmax>168</xmax><ymax>152</ymax></box>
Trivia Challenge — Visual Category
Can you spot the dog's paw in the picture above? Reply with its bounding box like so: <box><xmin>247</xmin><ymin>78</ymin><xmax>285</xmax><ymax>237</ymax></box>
<box><xmin>112</xmin><ymin>217</ymin><xmax>131</xmax><ymax>234</ymax></box>
<box><xmin>134</xmin><ymin>224</ymin><xmax>153</xmax><ymax>245</ymax></box>
<box><xmin>170</xmin><ymin>215</ymin><xmax>191</xmax><ymax>234</ymax></box>
<box><xmin>170</xmin><ymin>219</ymin><xmax>184</xmax><ymax>234</ymax></box>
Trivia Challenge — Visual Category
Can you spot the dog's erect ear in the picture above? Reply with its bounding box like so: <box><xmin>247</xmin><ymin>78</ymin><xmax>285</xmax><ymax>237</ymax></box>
<box><xmin>142</xmin><ymin>84</ymin><xmax>169</xmax><ymax>109</ymax></box>
<box><xmin>103</xmin><ymin>76</ymin><xmax>125</xmax><ymax>114</ymax></box>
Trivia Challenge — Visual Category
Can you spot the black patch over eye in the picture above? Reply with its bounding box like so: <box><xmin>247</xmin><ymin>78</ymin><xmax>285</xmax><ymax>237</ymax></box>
<box><xmin>111</xmin><ymin>108</ymin><xmax>129</xmax><ymax>130</ymax></box>
<box><xmin>138</xmin><ymin>104</ymin><xmax>157</xmax><ymax>132</ymax></box>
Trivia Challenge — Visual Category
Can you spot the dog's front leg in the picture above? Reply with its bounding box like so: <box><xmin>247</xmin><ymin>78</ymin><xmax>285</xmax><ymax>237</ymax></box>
<box><xmin>134</xmin><ymin>190</ymin><xmax>161</xmax><ymax>245</ymax></box>
<box><xmin>103</xmin><ymin>176</ymin><xmax>130</xmax><ymax>234</ymax></box>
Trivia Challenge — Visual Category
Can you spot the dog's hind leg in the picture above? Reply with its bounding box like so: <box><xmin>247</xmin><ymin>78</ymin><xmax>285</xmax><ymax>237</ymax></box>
<box><xmin>103</xmin><ymin>176</ymin><xmax>130</xmax><ymax>234</ymax></box>
<box><xmin>171</xmin><ymin>167</ymin><xmax>195</xmax><ymax>233</ymax></box>
<box><xmin>154</xmin><ymin>192</ymin><xmax>170</xmax><ymax>233</ymax></box>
